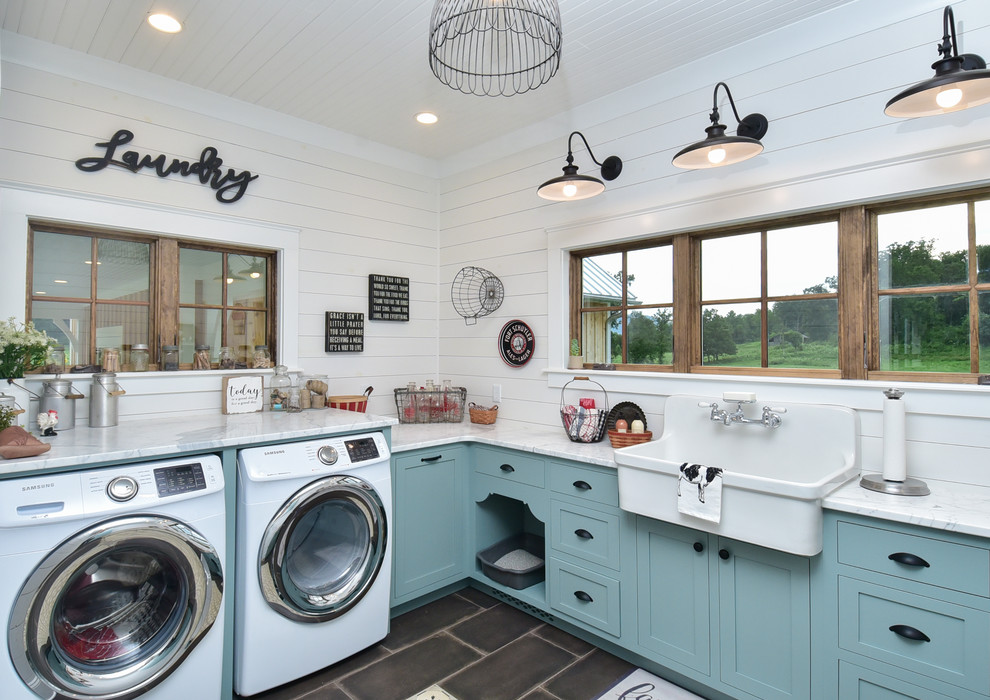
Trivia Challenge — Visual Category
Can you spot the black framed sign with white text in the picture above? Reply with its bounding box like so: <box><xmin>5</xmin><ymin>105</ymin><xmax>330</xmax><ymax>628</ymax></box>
<box><xmin>368</xmin><ymin>274</ymin><xmax>410</xmax><ymax>321</ymax></box>
<box><xmin>325</xmin><ymin>312</ymin><xmax>364</xmax><ymax>352</ymax></box>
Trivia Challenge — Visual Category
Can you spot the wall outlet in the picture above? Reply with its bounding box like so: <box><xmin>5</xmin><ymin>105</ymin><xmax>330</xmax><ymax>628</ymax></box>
<box><xmin>492</xmin><ymin>384</ymin><xmax>502</xmax><ymax>403</ymax></box>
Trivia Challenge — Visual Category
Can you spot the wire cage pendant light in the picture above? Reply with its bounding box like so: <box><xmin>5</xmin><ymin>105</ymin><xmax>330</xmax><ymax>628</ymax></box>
<box><xmin>429</xmin><ymin>0</ymin><xmax>562</xmax><ymax>97</ymax></box>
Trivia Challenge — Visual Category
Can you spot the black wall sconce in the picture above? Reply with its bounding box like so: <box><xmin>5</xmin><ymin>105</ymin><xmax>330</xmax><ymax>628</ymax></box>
<box><xmin>672</xmin><ymin>82</ymin><xmax>768</xmax><ymax>169</ymax></box>
<box><xmin>537</xmin><ymin>131</ymin><xmax>623</xmax><ymax>201</ymax></box>
<box><xmin>885</xmin><ymin>5</ymin><xmax>990</xmax><ymax>118</ymax></box>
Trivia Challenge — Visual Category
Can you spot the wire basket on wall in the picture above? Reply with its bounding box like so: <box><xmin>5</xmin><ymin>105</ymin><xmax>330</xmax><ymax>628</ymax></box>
<box><xmin>451</xmin><ymin>266</ymin><xmax>504</xmax><ymax>325</ymax></box>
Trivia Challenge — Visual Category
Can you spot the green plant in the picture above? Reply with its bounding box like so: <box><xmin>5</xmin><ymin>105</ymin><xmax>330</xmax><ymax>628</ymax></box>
<box><xmin>0</xmin><ymin>318</ymin><xmax>54</xmax><ymax>378</ymax></box>
<box><xmin>570</xmin><ymin>338</ymin><xmax>581</xmax><ymax>356</ymax></box>
<box><xmin>0</xmin><ymin>404</ymin><xmax>16</xmax><ymax>431</ymax></box>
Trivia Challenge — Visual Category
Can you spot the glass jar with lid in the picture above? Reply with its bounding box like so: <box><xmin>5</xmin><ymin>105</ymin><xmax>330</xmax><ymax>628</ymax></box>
<box><xmin>218</xmin><ymin>346</ymin><xmax>235</xmax><ymax>370</ymax></box>
<box><xmin>131</xmin><ymin>344</ymin><xmax>150</xmax><ymax>372</ymax></box>
<box><xmin>47</xmin><ymin>346</ymin><xmax>65</xmax><ymax>374</ymax></box>
<box><xmin>193</xmin><ymin>344</ymin><xmax>212</xmax><ymax>370</ymax></box>
<box><xmin>269</xmin><ymin>365</ymin><xmax>291</xmax><ymax>410</ymax></box>
<box><xmin>100</xmin><ymin>347</ymin><xmax>120</xmax><ymax>373</ymax></box>
<box><xmin>252</xmin><ymin>345</ymin><xmax>272</xmax><ymax>369</ymax></box>
<box><xmin>161</xmin><ymin>345</ymin><xmax>180</xmax><ymax>371</ymax></box>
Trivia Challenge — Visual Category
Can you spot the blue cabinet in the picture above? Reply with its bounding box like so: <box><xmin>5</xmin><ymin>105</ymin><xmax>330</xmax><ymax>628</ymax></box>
<box><xmin>636</xmin><ymin>517</ymin><xmax>811</xmax><ymax>700</ymax></box>
<box><xmin>819</xmin><ymin>511</ymin><xmax>990</xmax><ymax>700</ymax></box>
<box><xmin>391</xmin><ymin>446</ymin><xmax>469</xmax><ymax>604</ymax></box>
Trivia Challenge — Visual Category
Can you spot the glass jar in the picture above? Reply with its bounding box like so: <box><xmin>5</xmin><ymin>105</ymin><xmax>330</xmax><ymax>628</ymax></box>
<box><xmin>47</xmin><ymin>346</ymin><xmax>66</xmax><ymax>374</ymax></box>
<box><xmin>218</xmin><ymin>346</ymin><xmax>235</xmax><ymax>370</ymax></box>
<box><xmin>193</xmin><ymin>344</ymin><xmax>212</xmax><ymax>370</ymax></box>
<box><xmin>304</xmin><ymin>374</ymin><xmax>328</xmax><ymax>408</ymax></box>
<box><xmin>252</xmin><ymin>345</ymin><xmax>272</xmax><ymax>369</ymax></box>
<box><xmin>269</xmin><ymin>365</ymin><xmax>291</xmax><ymax>410</ymax></box>
<box><xmin>131</xmin><ymin>344</ymin><xmax>150</xmax><ymax>372</ymax></box>
<box><xmin>100</xmin><ymin>347</ymin><xmax>120</xmax><ymax>373</ymax></box>
<box><xmin>161</xmin><ymin>345</ymin><xmax>180</xmax><ymax>371</ymax></box>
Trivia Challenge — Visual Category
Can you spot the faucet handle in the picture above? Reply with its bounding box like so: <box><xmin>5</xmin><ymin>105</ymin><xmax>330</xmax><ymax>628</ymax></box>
<box><xmin>764</xmin><ymin>406</ymin><xmax>788</xmax><ymax>414</ymax></box>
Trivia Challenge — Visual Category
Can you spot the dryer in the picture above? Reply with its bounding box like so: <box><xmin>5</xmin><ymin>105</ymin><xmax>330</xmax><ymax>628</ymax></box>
<box><xmin>0</xmin><ymin>455</ymin><xmax>226</xmax><ymax>700</ymax></box>
<box><xmin>234</xmin><ymin>431</ymin><xmax>392</xmax><ymax>696</ymax></box>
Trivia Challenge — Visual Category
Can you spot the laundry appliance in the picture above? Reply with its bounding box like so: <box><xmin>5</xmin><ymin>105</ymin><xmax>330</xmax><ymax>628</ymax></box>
<box><xmin>0</xmin><ymin>455</ymin><xmax>226</xmax><ymax>700</ymax></box>
<box><xmin>234</xmin><ymin>431</ymin><xmax>392</xmax><ymax>696</ymax></box>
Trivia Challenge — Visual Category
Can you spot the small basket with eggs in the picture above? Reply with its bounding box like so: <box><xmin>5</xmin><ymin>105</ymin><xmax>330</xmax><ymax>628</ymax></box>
<box><xmin>607</xmin><ymin>417</ymin><xmax>652</xmax><ymax>448</ymax></box>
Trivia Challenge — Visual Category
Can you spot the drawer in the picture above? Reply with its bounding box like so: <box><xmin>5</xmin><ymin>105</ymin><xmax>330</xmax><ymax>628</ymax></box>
<box><xmin>837</xmin><ymin>520</ymin><xmax>990</xmax><ymax>597</ymax></box>
<box><xmin>548</xmin><ymin>558</ymin><xmax>620</xmax><ymax>637</ymax></box>
<box><xmin>839</xmin><ymin>661</ymin><xmax>958</xmax><ymax>700</ymax></box>
<box><xmin>550</xmin><ymin>500</ymin><xmax>621</xmax><ymax>570</ymax></box>
<box><xmin>838</xmin><ymin>576</ymin><xmax>990</xmax><ymax>694</ymax></box>
<box><xmin>474</xmin><ymin>447</ymin><xmax>545</xmax><ymax>489</ymax></box>
<box><xmin>548</xmin><ymin>461</ymin><xmax>618</xmax><ymax>508</ymax></box>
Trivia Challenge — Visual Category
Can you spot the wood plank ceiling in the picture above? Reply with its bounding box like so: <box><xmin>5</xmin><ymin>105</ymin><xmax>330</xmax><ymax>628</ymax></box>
<box><xmin>1</xmin><ymin>0</ymin><xmax>855</xmax><ymax>160</ymax></box>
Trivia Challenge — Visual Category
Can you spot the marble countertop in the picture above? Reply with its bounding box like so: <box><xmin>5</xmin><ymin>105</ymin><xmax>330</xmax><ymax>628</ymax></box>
<box><xmin>5</xmin><ymin>414</ymin><xmax>988</xmax><ymax>541</ymax></box>
<box><xmin>0</xmin><ymin>410</ymin><xmax>397</xmax><ymax>475</ymax></box>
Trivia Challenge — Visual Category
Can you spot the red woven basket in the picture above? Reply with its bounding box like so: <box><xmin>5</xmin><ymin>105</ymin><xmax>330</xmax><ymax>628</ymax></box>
<box><xmin>328</xmin><ymin>386</ymin><xmax>373</xmax><ymax>412</ymax></box>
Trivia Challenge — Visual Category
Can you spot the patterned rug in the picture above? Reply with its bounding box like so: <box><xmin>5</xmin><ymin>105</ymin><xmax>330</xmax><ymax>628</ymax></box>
<box><xmin>593</xmin><ymin>668</ymin><xmax>705</xmax><ymax>699</ymax></box>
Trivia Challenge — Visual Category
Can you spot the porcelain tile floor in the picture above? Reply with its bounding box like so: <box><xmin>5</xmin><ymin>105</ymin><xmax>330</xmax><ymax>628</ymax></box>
<box><xmin>241</xmin><ymin>587</ymin><xmax>636</xmax><ymax>700</ymax></box>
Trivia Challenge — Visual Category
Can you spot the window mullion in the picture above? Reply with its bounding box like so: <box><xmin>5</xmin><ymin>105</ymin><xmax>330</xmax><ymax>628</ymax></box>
<box><xmin>969</xmin><ymin>201</ymin><xmax>980</xmax><ymax>374</ymax></box>
<box><xmin>672</xmin><ymin>233</ymin><xmax>696</xmax><ymax>373</ymax></box>
<box><xmin>839</xmin><ymin>206</ymin><xmax>869</xmax><ymax>379</ymax></box>
<box><xmin>157</xmin><ymin>238</ymin><xmax>180</xmax><ymax>361</ymax></box>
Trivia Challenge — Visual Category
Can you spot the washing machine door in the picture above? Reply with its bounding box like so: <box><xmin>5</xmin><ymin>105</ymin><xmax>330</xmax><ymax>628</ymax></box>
<box><xmin>7</xmin><ymin>515</ymin><xmax>223</xmax><ymax>700</ymax></box>
<box><xmin>258</xmin><ymin>474</ymin><xmax>387</xmax><ymax>623</ymax></box>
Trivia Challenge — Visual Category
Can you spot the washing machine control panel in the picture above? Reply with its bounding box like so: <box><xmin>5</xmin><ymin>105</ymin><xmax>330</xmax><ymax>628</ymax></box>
<box><xmin>154</xmin><ymin>462</ymin><xmax>207</xmax><ymax>496</ymax></box>
<box><xmin>344</xmin><ymin>436</ymin><xmax>381</xmax><ymax>463</ymax></box>
<box><xmin>317</xmin><ymin>446</ymin><xmax>338</xmax><ymax>465</ymax></box>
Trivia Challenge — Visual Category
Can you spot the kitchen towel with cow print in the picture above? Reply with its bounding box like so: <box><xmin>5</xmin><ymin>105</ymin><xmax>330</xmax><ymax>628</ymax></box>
<box><xmin>677</xmin><ymin>462</ymin><xmax>724</xmax><ymax>523</ymax></box>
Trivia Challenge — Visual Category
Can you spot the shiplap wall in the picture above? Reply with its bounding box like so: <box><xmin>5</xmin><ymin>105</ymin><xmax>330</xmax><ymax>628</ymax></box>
<box><xmin>435</xmin><ymin>0</ymin><xmax>990</xmax><ymax>485</ymax></box>
<box><xmin>0</xmin><ymin>34</ymin><xmax>439</xmax><ymax>421</ymax></box>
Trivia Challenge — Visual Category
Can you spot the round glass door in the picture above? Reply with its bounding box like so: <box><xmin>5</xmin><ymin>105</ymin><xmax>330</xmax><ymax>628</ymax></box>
<box><xmin>259</xmin><ymin>474</ymin><xmax>387</xmax><ymax>622</ymax></box>
<box><xmin>8</xmin><ymin>515</ymin><xmax>223</xmax><ymax>700</ymax></box>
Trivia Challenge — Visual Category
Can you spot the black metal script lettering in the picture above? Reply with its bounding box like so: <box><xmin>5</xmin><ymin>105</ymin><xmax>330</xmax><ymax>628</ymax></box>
<box><xmin>75</xmin><ymin>129</ymin><xmax>258</xmax><ymax>204</ymax></box>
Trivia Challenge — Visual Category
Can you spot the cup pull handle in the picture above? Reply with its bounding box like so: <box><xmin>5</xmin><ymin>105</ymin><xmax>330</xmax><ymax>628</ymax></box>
<box><xmin>574</xmin><ymin>590</ymin><xmax>593</xmax><ymax>603</ymax></box>
<box><xmin>573</xmin><ymin>480</ymin><xmax>592</xmax><ymax>491</ymax></box>
<box><xmin>888</xmin><ymin>552</ymin><xmax>930</xmax><ymax>568</ymax></box>
<box><xmin>574</xmin><ymin>529</ymin><xmax>594</xmax><ymax>540</ymax></box>
<box><xmin>889</xmin><ymin>624</ymin><xmax>931</xmax><ymax>643</ymax></box>
<box><xmin>499</xmin><ymin>464</ymin><xmax>515</xmax><ymax>473</ymax></box>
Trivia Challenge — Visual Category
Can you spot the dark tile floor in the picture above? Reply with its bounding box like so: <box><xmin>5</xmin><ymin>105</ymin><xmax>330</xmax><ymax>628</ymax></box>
<box><xmin>244</xmin><ymin>587</ymin><xmax>636</xmax><ymax>700</ymax></box>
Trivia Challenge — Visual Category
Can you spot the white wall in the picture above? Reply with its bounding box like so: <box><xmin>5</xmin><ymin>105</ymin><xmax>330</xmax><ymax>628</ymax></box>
<box><xmin>435</xmin><ymin>0</ymin><xmax>990</xmax><ymax>485</ymax></box>
<box><xmin>0</xmin><ymin>34</ymin><xmax>440</xmax><ymax>421</ymax></box>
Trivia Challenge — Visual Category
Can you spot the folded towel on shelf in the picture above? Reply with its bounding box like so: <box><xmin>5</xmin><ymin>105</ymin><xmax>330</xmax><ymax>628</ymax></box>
<box><xmin>677</xmin><ymin>462</ymin><xmax>724</xmax><ymax>523</ymax></box>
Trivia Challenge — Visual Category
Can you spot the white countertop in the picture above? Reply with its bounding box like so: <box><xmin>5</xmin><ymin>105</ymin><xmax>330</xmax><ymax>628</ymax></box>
<box><xmin>0</xmin><ymin>409</ymin><xmax>397</xmax><ymax>475</ymax></box>
<box><xmin>4</xmin><ymin>414</ymin><xmax>988</xmax><ymax>541</ymax></box>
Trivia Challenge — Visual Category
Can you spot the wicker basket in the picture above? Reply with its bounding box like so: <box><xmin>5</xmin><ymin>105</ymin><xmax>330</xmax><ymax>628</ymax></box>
<box><xmin>328</xmin><ymin>386</ymin><xmax>373</xmax><ymax>412</ymax></box>
<box><xmin>607</xmin><ymin>429</ymin><xmax>653</xmax><ymax>449</ymax></box>
<box><xmin>469</xmin><ymin>403</ymin><xmax>498</xmax><ymax>425</ymax></box>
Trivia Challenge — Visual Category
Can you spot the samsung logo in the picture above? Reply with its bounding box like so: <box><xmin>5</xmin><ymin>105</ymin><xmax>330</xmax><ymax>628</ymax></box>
<box><xmin>263</xmin><ymin>449</ymin><xmax>286</xmax><ymax>456</ymax></box>
<box><xmin>23</xmin><ymin>483</ymin><xmax>55</xmax><ymax>491</ymax></box>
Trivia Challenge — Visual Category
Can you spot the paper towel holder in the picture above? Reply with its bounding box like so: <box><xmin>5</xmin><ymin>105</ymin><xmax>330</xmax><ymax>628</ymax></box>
<box><xmin>860</xmin><ymin>388</ymin><xmax>930</xmax><ymax>496</ymax></box>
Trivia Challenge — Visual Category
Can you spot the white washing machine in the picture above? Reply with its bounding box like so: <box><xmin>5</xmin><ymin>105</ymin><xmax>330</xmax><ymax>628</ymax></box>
<box><xmin>0</xmin><ymin>455</ymin><xmax>226</xmax><ymax>700</ymax></box>
<box><xmin>234</xmin><ymin>431</ymin><xmax>392</xmax><ymax>696</ymax></box>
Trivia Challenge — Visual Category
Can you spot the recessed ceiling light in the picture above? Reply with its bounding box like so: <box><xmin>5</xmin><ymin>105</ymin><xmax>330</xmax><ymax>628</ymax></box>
<box><xmin>53</xmin><ymin>279</ymin><xmax>68</xmax><ymax>284</ymax></box>
<box><xmin>35</xmin><ymin>291</ymin><xmax>46</xmax><ymax>296</ymax></box>
<box><xmin>148</xmin><ymin>13</ymin><xmax>182</xmax><ymax>33</ymax></box>
<box><xmin>415</xmin><ymin>112</ymin><xmax>439</xmax><ymax>125</ymax></box>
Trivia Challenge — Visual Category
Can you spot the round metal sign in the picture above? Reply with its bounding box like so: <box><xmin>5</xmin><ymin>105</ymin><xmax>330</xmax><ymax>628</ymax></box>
<box><xmin>498</xmin><ymin>320</ymin><xmax>535</xmax><ymax>367</ymax></box>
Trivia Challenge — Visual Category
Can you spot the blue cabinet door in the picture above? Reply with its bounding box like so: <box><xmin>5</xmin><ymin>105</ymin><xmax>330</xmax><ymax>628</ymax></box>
<box><xmin>635</xmin><ymin>517</ymin><xmax>712</xmax><ymax>675</ymax></box>
<box><xmin>718</xmin><ymin>537</ymin><xmax>811</xmax><ymax>700</ymax></box>
<box><xmin>392</xmin><ymin>446</ymin><xmax>468</xmax><ymax>602</ymax></box>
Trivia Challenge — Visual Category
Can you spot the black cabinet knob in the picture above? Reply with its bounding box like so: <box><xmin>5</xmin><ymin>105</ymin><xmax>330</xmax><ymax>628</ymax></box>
<box><xmin>573</xmin><ymin>480</ymin><xmax>592</xmax><ymax>491</ymax></box>
<box><xmin>499</xmin><ymin>464</ymin><xmax>515</xmax><ymax>473</ymax></box>
<box><xmin>574</xmin><ymin>529</ymin><xmax>594</xmax><ymax>540</ymax></box>
<box><xmin>888</xmin><ymin>552</ymin><xmax>931</xmax><ymax>568</ymax></box>
<box><xmin>718</xmin><ymin>549</ymin><xmax>730</xmax><ymax>560</ymax></box>
<box><xmin>693</xmin><ymin>542</ymin><xmax>704</xmax><ymax>553</ymax></box>
<box><xmin>574</xmin><ymin>590</ymin><xmax>594</xmax><ymax>603</ymax></box>
<box><xmin>889</xmin><ymin>624</ymin><xmax>931</xmax><ymax>643</ymax></box>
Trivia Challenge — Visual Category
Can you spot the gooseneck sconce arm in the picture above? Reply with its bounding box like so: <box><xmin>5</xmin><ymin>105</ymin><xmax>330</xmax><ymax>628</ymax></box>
<box><xmin>537</xmin><ymin>131</ymin><xmax>623</xmax><ymax>201</ymax></box>
<box><xmin>885</xmin><ymin>5</ymin><xmax>990</xmax><ymax>117</ymax></box>
<box><xmin>672</xmin><ymin>82</ymin><xmax>769</xmax><ymax>170</ymax></box>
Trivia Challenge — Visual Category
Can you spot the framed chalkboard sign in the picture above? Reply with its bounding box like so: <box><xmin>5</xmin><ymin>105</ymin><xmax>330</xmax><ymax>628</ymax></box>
<box><xmin>325</xmin><ymin>312</ymin><xmax>365</xmax><ymax>352</ymax></box>
<box><xmin>368</xmin><ymin>274</ymin><xmax>409</xmax><ymax>321</ymax></box>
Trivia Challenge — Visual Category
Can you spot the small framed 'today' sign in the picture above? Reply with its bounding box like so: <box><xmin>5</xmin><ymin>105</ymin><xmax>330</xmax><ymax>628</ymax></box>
<box><xmin>222</xmin><ymin>375</ymin><xmax>264</xmax><ymax>414</ymax></box>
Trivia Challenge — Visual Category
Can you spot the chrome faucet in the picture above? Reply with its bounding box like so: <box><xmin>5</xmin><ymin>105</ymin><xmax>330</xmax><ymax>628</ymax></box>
<box><xmin>698</xmin><ymin>400</ymin><xmax>786</xmax><ymax>429</ymax></box>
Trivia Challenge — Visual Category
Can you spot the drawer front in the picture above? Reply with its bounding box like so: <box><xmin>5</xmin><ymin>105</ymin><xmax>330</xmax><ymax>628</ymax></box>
<box><xmin>837</xmin><ymin>520</ymin><xmax>990</xmax><ymax>597</ymax></box>
<box><xmin>838</xmin><ymin>662</ymin><xmax>958</xmax><ymax>700</ymax></box>
<box><xmin>838</xmin><ymin>577</ymin><xmax>990</xmax><ymax>694</ymax></box>
<box><xmin>548</xmin><ymin>559</ymin><xmax>620</xmax><ymax>637</ymax></box>
<box><xmin>550</xmin><ymin>500</ymin><xmax>621</xmax><ymax>570</ymax></box>
<box><xmin>475</xmin><ymin>447</ymin><xmax>545</xmax><ymax>489</ymax></box>
<box><xmin>548</xmin><ymin>461</ymin><xmax>618</xmax><ymax>508</ymax></box>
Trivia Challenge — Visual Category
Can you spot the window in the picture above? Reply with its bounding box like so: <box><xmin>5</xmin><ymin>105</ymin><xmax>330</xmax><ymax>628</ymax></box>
<box><xmin>28</xmin><ymin>223</ymin><xmax>276</xmax><ymax>370</ymax></box>
<box><xmin>576</xmin><ymin>244</ymin><xmax>673</xmax><ymax>368</ymax></box>
<box><xmin>568</xmin><ymin>188</ymin><xmax>990</xmax><ymax>383</ymax></box>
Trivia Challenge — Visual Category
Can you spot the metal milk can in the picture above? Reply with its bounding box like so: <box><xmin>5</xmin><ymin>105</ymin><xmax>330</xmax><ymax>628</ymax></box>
<box><xmin>89</xmin><ymin>372</ymin><xmax>126</xmax><ymax>428</ymax></box>
<box><xmin>39</xmin><ymin>378</ymin><xmax>83</xmax><ymax>430</ymax></box>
